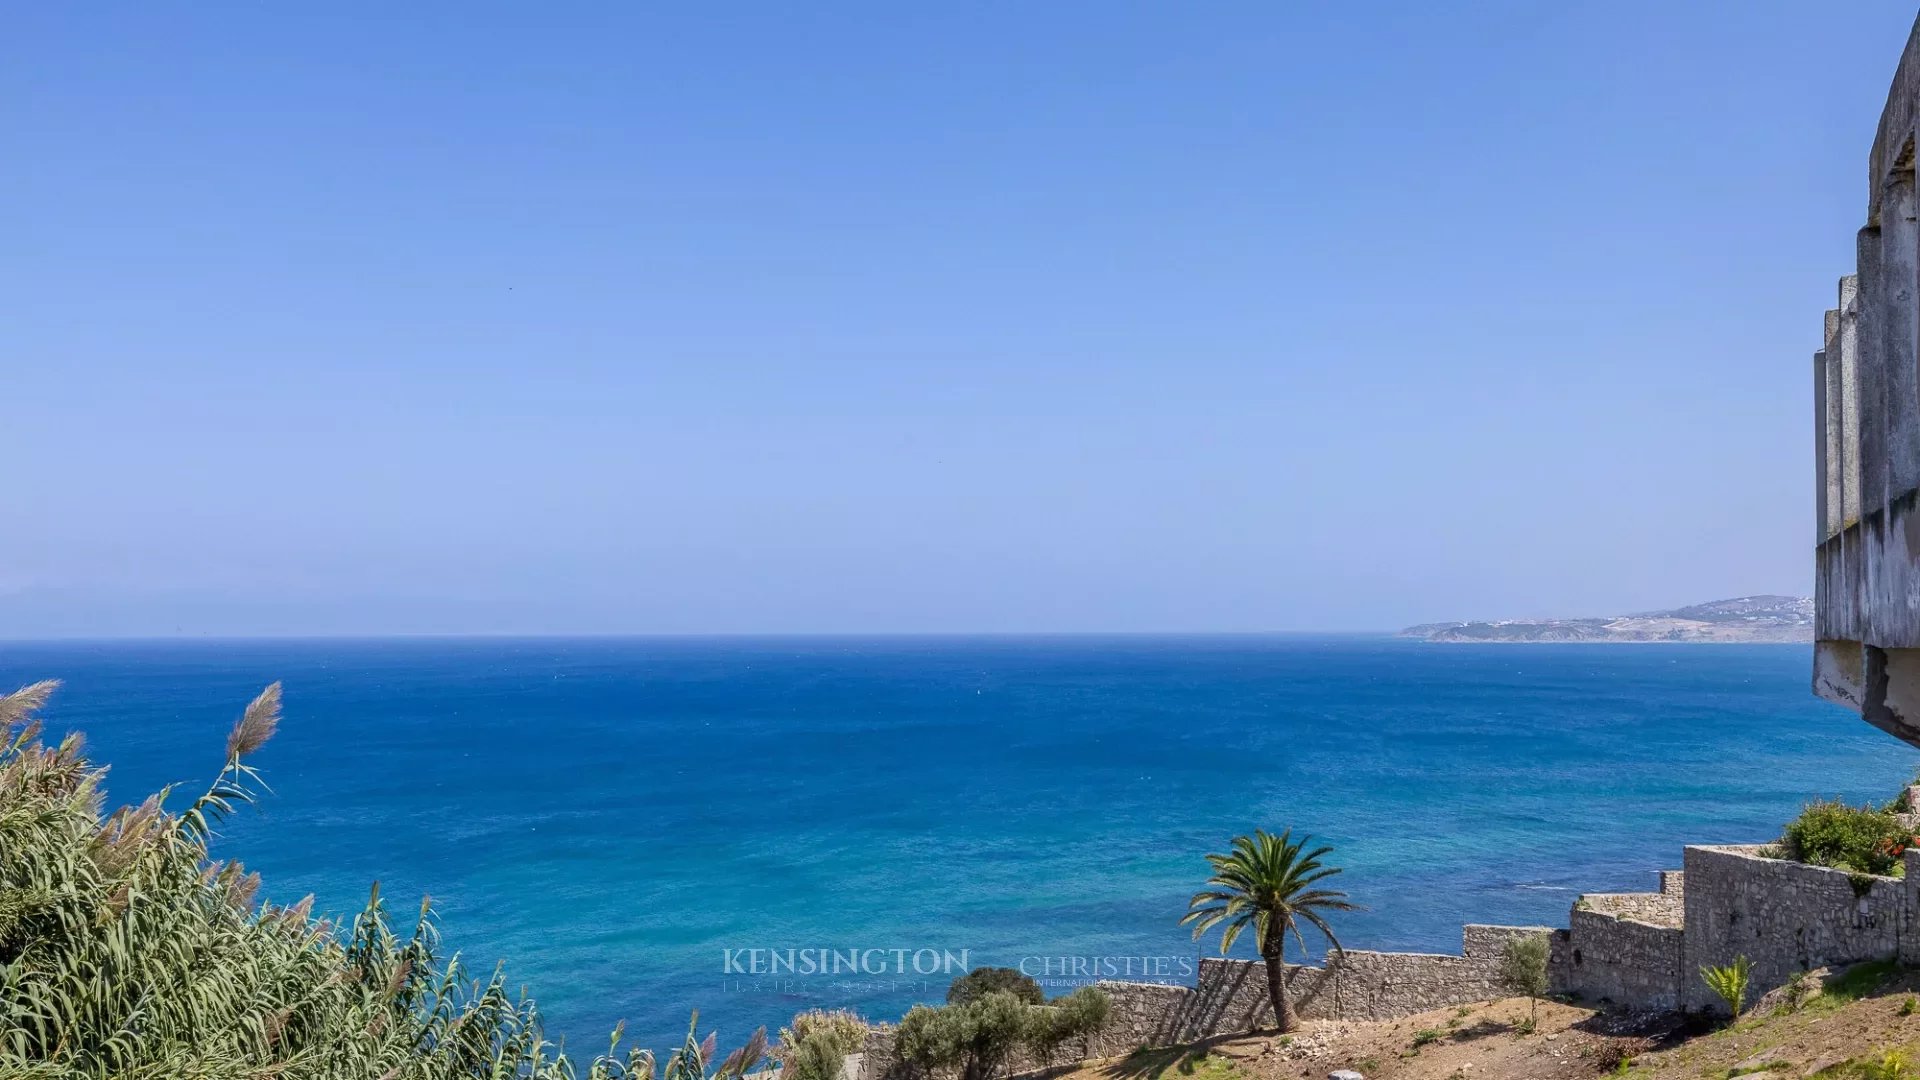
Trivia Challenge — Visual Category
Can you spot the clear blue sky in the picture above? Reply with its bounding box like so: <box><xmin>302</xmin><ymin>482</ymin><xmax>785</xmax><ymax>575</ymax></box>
<box><xmin>7</xmin><ymin>3</ymin><xmax>1915</xmax><ymax>635</ymax></box>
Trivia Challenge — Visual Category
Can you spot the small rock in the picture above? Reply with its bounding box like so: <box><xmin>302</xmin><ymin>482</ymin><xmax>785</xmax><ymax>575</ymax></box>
<box><xmin>1329</xmin><ymin>1071</ymin><xmax>1365</xmax><ymax>1080</ymax></box>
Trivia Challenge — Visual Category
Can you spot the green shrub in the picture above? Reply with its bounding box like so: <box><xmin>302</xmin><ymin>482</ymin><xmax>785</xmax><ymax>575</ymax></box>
<box><xmin>897</xmin><ymin>987</ymin><xmax>1111</xmax><ymax>1079</ymax></box>
<box><xmin>1498</xmin><ymin>934</ymin><xmax>1551</xmax><ymax>1023</ymax></box>
<box><xmin>897</xmin><ymin>993</ymin><xmax>1009</xmax><ymax>1080</ymax></box>
<box><xmin>1701</xmin><ymin>955</ymin><xmax>1754</xmax><ymax>1018</ymax></box>
<box><xmin>947</xmin><ymin>966</ymin><xmax>1043</xmax><ymax>1006</ymax></box>
<box><xmin>777</xmin><ymin>1009</ymin><xmax>868</xmax><ymax>1080</ymax></box>
<box><xmin>1776</xmin><ymin>799</ymin><xmax>1914</xmax><ymax>877</ymax></box>
<box><xmin>0</xmin><ymin>679</ymin><xmax>763</xmax><ymax>1080</ymax></box>
<box><xmin>1025</xmin><ymin>986</ymin><xmax>1112</xmax><ymax>1064</ymax></box>
<box><xmin>1782</xmin><ymin>971</ymin><xmax>1812</xmax><ymax>1013</ymax></box>
<box><xmin>896</xmin><ymin>1004</ymin><xmax>966</xmax><ymax>1078</ymax></box>
<box><xmin>1411</xmin><ymin>1028</ymin><xmax>1443</xmax><ymax>1048</ymax></box>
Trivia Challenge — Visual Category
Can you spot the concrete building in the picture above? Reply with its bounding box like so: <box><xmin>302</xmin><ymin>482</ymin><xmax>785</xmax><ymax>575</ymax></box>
<box><xmin>1813</xmin><ymin>13</ymin><xmax>1920</xmax><ymax>748</ymax></box>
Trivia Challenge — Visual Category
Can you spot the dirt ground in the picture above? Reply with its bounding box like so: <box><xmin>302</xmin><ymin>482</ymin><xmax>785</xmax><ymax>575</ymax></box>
<box><xmin>1038</xmin><ymin>962</ymin><xmax>1920</xmax><ymax>1080</ymax></box>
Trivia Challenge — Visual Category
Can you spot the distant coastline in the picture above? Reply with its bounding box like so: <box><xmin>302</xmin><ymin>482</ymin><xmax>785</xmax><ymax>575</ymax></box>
<box><xmin>1399</xmin><ymin>595</ymin><xmax>1813</xmax><ymax>643</ymax></box>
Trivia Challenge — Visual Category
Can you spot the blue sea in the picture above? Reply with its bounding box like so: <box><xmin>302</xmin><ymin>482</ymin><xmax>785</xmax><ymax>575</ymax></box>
<box><xmin>2</xmin><ymin>637</ymin><xmax>1911</xmax><ymax>1055</ymax></box>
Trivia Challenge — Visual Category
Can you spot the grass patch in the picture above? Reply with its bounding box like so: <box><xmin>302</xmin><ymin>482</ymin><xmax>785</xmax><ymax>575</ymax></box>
<box><xmin>1175</xmin><ymin>1052</ymin><xmax>1243</xmax><ymax>1080</ymax></box>
<box><xmin>1812</xmin><ymin>1048</ymin><xmax>1916</xmax><ymax>1080</ymax></box>
<box><xmin>1814</xmin><ymin>958</ymin><xmax>1904</xmax><ymax>1009</ymax></box>
<box><xmin>1117</xmin><ymin>1049</ymin><xmax>1244</xmax><ymax>1080</ymax></box>
<box><xmin>1411</xmin><ymin>1028</ymin><xmax>1443</xmax><ymax>1049</ymax></box>
<box><xmin>1728</xmin><ymin>1062</ymin><xmax>1793</xmax><ymax>1077</ymax></box>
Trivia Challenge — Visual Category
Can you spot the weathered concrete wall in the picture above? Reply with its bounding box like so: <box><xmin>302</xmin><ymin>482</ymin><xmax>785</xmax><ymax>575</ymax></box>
<box><xmin>1679</xmin><ymin>845</ymin><xmax>1905</xmax><ymax>1013</ymax></box>
<box><xmin>1815</xmin><ymin>11</ymin><xmax>1920</xmax><ymax>748</ymax></box>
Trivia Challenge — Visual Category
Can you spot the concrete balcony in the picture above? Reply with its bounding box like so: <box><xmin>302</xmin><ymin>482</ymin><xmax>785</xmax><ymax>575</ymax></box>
<box><xmin>1813</xmin><ymin>14</ymin><xmax>1920</xmax><ymax>749</ymax></box>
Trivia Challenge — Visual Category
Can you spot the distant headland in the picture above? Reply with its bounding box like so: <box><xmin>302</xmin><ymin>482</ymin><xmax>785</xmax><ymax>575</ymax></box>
<box><xmin>1399</xmin><ymin>595</ymin><xmax>1813</xmax><ymax>643</ymax></box>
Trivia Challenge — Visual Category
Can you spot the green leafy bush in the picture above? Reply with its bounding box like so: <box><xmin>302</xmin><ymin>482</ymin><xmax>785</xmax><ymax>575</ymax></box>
<box><xmin>0</xmin><ymin>679</ymin><xmax>762</xmax><ymax>1080</ymax></box>
<box><xmin>776</xmin><ymin>1010</ymin><xmax>868</xmax><ymax>1080</ymax></box>
<box><xmin>896</xmin><ymin>986</ymin><xmax>1111</xmax><ymax>1080</ymax></box>
<box><xmin>895</xmin><ymin>1004</ymin><xmax>964</xmax><ymax>1077</ymax></box>
<box><xmin>946</xmin><ymin>966</ymin><xmax>1043</xmax><ymax>1006</ymax></box>
<box><xmin>897</xmin><ymin>992</ymin><xmax>1023</xmax><ymax>1080</ymax></box>
<box><xmin>1775</xmin><ymin>799</ymin><xmax>1914</xmax><ymax>877</ymax></box>
<box><xmin>1024</xmin><ymin>986</ymin><xmax>1112</xmax><ymax>1064</ymax></box>
<box><xmin>1497</xmin><ymin>935</ymin><xmax>1550</xmax><ymax>1023</ymax></box>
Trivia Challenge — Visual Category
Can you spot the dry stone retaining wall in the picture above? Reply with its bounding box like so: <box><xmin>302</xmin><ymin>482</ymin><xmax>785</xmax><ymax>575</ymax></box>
<box><xmin>1550</xmin><ymin>844</ymin><xmax>1920</xmax><ymax>1015</ymax></box>
<box><xmin>855</xmin><ymin>926</ymin><xmax>1554</xmax><ymax>1080</ymax></box>
<box><xmin>1677</xmin><ymin>845</ymin><xmax>1908</xmax><ymax>1012</ymax></box>
<box><xmin>1556</xmin><ymin>907</ymin><xmax>1684</xmax><ymax>1011</ymax></box>
<box><xmin>1554</xmin><ymin>867</ymin><xmax>1686</xmax><ymax>1010</ymax></box>
<box><xmin>855</xmin><ymin>838</ymin><xmax>1920</xmax><ymax>1079</ymax></box>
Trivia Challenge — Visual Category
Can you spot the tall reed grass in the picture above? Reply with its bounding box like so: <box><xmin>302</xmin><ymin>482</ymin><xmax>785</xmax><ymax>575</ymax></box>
<box><xmin>0</xmin><ymin>679</ymin><xmax>763</xmax><ymax>1080</ymax></box>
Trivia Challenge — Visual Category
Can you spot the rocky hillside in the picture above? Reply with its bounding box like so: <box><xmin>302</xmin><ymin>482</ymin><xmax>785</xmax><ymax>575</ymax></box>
<box><xmin>1400</xmin><ymin>595</ymin><xmax>1813</xmax><ymax>643</ymax></box>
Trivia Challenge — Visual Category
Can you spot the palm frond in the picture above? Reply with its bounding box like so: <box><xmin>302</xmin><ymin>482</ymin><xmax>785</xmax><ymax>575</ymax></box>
<box><xmin>1182</xmin><ymin>828</ymin><xmax>1358</xmax><ymax>961</ymax></box>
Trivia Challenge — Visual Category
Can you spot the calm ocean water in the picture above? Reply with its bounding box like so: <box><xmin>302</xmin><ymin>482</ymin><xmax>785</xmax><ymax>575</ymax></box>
<box><xmin>2</xmin><ymin>637</ymin><xmax>1911</xmax><ymax>1054</ymax></box>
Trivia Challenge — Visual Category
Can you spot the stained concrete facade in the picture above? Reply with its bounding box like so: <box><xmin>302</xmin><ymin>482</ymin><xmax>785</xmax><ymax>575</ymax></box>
<box><xmin>1814</xmin><ymin>13</ymin><xmax>1920</xmax><ymax>747</ymax></box>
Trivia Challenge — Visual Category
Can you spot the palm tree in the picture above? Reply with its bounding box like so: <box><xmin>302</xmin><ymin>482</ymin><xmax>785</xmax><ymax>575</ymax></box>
<box><xmin>1180</xmin><ymin>829</ymin><xmax>1357</xmax><ymax>1033</ymax></box>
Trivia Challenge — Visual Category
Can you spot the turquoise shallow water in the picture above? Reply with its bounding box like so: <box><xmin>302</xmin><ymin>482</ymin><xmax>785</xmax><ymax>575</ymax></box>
<box><xmin>3</xmin><ymin>637</ymin><xmax>1912</xmax><ymax>1054</ymax></box>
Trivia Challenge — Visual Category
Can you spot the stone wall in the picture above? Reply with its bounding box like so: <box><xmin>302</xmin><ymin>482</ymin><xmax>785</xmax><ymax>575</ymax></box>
<box><xmin>854</xmin><ymin>926</ymin><xmax>1553</xmax><ymax>1079</ymax></box>
<box><xmin>1293</xmin><ymin>925</ymin><xmax>1554</xmax><ymax>1022</ymax></box>
<box><xmin>1557</xmin><ymin>907</ymin><xmax>1684</xmax><ymax>1011</ymax></box>
<box><xmin>853</xmin><ymin>837</ymin><xmax>1920</xmax><ymax>1080</ymax></box>
<box><xmin>1678</xmin><ymin>845</ymin><xmax>1906</xmax><ymax>1012</ymax></box>
<box><xmin>1553</xmin><ymin>865</ymin><xmax>1686</xmax><ymax>1010</ymax></box>
<box><xmin>1581</xmin><ymin>888</ymin><xmax>1683</xmax><ymax>927</ymax></box>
